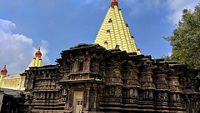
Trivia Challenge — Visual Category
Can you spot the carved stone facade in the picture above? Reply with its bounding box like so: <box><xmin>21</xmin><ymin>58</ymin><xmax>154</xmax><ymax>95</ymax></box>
<box><xmin>22</xmin><ymin>44</ymin><xmax>200</xmax><ymax>113</ymax></box>
<box><xmin>22</xmin><ymin>65</ymin><xmax>63</xmax><ymax>113</ymax></box>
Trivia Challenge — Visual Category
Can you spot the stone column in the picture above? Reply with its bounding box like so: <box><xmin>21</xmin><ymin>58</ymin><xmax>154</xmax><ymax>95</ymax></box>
<box><xmin>85</xmin><ymin>88</ymin><xmax>90</xmax><ymax>111</ymax></box>
<box><xmin>140</xmin><ymin>62</ymin><xmax>155</xmax><ymax>111</ymax></box>
<box><xmin>84</xmin><ymin>56</ymin><xmax>91</xmax><ymax>73</ymax></box>
<box><xmin>155</xmin><ymin>73</ymin><xmax>169</xmax><ymax>108</ymax></box>
<box><xmin>168</xmin><ymin>72</ymin><xmax>184</xmax><ymax>113</ymax></box>
<box><xmin>66</xmin><ymin>89</ymin><xmax>73</xmax><ymax>111</ymax></box>
<box><xmin>93</xmin><ymin>85</ymin><xmax>98</xmax><ymax>111</ymax></box>
<box><xmin>126</xmin><ymin>62</ymin><xmax>140</xmax><ymax>104</ymax></box>
<box><xmin>72</xmin><ymin>59</ymin><xmax>78</xmax><ymax>72</ymax></box>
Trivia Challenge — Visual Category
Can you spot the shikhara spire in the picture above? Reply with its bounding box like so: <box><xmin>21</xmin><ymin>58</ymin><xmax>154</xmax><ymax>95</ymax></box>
<box><xmin>94</xmin><ymin>0</ymin><xmax>141</xmax><ymax>54</ymax></box>
<box><xmin>28</xmin><ymin>47</ymin><xmax>44</xmax><ymax>68</ymax></box>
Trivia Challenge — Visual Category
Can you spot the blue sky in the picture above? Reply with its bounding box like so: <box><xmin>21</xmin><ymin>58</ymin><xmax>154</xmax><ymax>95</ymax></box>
<box><xmin>0</xmin><ymin>0</ymin><xmax>199</xmax><ymax>74</ymax></box>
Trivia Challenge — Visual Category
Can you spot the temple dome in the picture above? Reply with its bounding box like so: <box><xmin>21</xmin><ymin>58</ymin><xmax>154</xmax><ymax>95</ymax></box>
<box><xmin>28</xmin><ymin>48</ymin><xmax>44</xmax><ymax>68</ymax></box>
<box><xmin>111</xmin><ymin>0</ymin><xmax>118</xmax><ymax>6</ymax></box>
<box><xmin>1</xmin><ymin>65</ymin><xmax>7</xmax><ymax>76</ymax></box>
<box><xmin>35</xmin><ymin>48</ymin><xmax>42</xmax><ymax>58</ymax></box>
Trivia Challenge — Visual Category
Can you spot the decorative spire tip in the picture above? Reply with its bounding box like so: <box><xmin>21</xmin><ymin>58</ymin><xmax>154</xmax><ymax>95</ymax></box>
<box><xmin>111</xmin><ymin>0</ymin><xmax>118</xmax><ymax>6</ymax></box>
<box><xmin>1</xmin><ymin>65</ymin><xmax>7</xmax><ymax>76</ymax></box>
<box><xmin>35</xmin><ymin>47</ymin><xmax>42</xmax><ymax>58</ymax></box>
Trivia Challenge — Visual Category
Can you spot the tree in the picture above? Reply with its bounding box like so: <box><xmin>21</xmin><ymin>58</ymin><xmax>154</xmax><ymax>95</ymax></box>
<box><xmin>167</xmin><ymin>5</ymin><xmax>200</xmax><ymax>70</ymax></box>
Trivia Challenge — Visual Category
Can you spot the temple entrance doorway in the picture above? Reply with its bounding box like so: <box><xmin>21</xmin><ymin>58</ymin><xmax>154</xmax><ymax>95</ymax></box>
<box><xmin>73</xmin><ymin>90</ymin><xmax>84</xmax><ymax>113</ymax></box>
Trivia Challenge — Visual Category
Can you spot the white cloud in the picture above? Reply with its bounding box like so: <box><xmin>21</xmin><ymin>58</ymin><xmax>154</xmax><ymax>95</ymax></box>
<box><xmin>0</xmin><ymin>19</ymin><xmax>16</xmax><ymax>33</ymax></box>
<box><xmin>0</xmin><ymin>19</ymin><xmax>49</xmax><ymax>74</ymax></box>
<box><xmin>123</xmin><ymin>0</ymin><xmax>162</xmax><ymax>16</ymax></box>
<box><xmin>166</xmin><ymin>0</ymin><xmax>200</xmax><ymax>24</ymax></box>
<box><xmin>122</xmin><ymin>0</ymin><xmax>199</xmax><ymax>25</ymax></box>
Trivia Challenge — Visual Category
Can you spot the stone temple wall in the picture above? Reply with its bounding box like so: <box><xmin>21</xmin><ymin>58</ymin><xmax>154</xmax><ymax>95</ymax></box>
<box><xmin>23</xmin><ymin>44</ymin><xmax>200</xmax><ymax>113</ymax></box>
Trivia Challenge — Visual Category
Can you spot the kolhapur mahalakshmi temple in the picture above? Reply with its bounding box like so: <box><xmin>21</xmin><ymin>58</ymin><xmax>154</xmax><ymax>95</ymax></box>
<box><xmin>0</xmin><ymin>0</ymin><xmax>200</xmax><ymax>113</ymax></box>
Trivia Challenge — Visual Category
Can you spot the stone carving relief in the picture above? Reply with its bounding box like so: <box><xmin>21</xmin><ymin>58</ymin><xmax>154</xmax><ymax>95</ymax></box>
<box><xmin>105</xmin><ymin>86</ymin><xmax>115</xmax><ymax>96</ymax></box>
<box><xmin>115</xmin><ymin>87</ymin><xmax>122</xmax><ymax>97</ymax></box>
<box><xmin>143</xmin><ymin>90</ymin><xmax>154</xmax><ymax>100</ymax></box>
<box><xmin>158</xmin><ymin>92</ymin><xmax>168</xmax><ymax>102</ymax></box>
<box><xmin>170</xmin><ymin>93</ymin><xmax>181</xmax><ymax>103</ymax></box>
<box><xmin>90</xmin><ymin>59</ymin><xmax>99</xmax><ymax>72</ymax></box>
<box><xmin>84</xmin><ymin>52</ymin><xmax>91</xmax><ymax>72</ymax></box>
<box><xmin>156</xmin><ymin>74</ymin><xmax>169</xmax><ymax>89</ymax></box>
<box><xmin>113</xmin><ymin>68</ymin><xmax>122</xmax><ymax>83</ymax></box>
<box><xmin>129</xmin><ymin>88</ymin><xmax>138</xmax><ymax>98</ymax></box>
<box><xmin>106</xmin><ymin>66</ymin><xmax>122</xmax><ymax>84</ymax></box>
<box><xmin>169</xmin><ymin>75</ymin><xmax>181</xmax><ymax>92</ymax></box>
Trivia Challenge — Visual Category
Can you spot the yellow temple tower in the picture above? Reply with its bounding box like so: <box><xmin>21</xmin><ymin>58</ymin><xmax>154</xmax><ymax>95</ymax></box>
<box><xmin>94</xmin><ymin>0</ymin><xmax>141</xmax><ymax>54</ymax></box>
<box><xmin>28</xmin><ymin>48</ymin><xmax>44</xmax><ymax>68</ymax></box>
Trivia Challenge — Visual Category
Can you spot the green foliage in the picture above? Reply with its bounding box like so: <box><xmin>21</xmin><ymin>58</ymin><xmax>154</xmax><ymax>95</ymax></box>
<box><xmin>167</xmin><ymin>5</ymin><xmax>200</xmax><ymax>69</ymax></box>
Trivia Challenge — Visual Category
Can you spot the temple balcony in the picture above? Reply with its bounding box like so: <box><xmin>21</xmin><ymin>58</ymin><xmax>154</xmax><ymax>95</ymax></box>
<box><xmin>32</xmin><ymin>89</ymin><xmax>60</xmax><ymax>92</ymax></box>
<box><xmin>59</xmin><ymin>71</ymin><xmax>103</xmax><ymax>84</ymax></box>
<box><xmin>59</xmin><ymin>78</ymin><xmax>102</xmax><ymax>84</ymax></box>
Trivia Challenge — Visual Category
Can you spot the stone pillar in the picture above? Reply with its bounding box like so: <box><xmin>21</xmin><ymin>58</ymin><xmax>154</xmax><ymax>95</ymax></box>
<box><xmin>72</xmin><ymin>59</ymin><xmax>78</xmax><ymax>72</ymax></box>
<box><xmin>93</xmin><ymin>85</ymin><xmax>98</xmax><ymax>111</ymax></box>
<box><xmin>84</xmin><ymin>56</ymin><xmax>91</xmax><ymax>73</ymax></box>
<box><xmin>66</xmin><ymin>89</ymin><xmax>73</xmax><ymax>111</ymax></box>
<box><xmin>155</xmin><ymin>73</ymin><xmax>169</xmax><ymax>110</ymax></box>
<box><xmin>113</xmin><ymin>65</ymin><xmax>123</xmax><ymax>104</ymax></box>
<box><xmin>169</xmin><ymin>72</ymin><xmax>184</xmax><ymax>113</ymax></box>
<box><xmin>85</xmin><ymin>88</ymin><xmax>90</xmax><ymax>111</ymax></box>
<box><xmin>140</xmin><ymin>62</ymin><xmax>156</xmax><ymax>110</ymax></box>
<box><xmin>105</xmin><ymin>65</ymin><xmax>123</xmax><ymax>107</ymax></box>
<box><xmin>126</xmin><ymin>62</ymin><xmax>140</xmax><ymax>104</ymax></box>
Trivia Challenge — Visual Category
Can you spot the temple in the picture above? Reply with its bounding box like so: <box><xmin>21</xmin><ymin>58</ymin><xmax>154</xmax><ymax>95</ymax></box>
<box><xmin>0</xmin><ymin>0</ymin><xmax>200</xmax><ymax>113</ymax></box>
<box><xmin>95</xmin><ymin>0</ymin><xmax>141</xmax><ymax>54</ymax></box>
